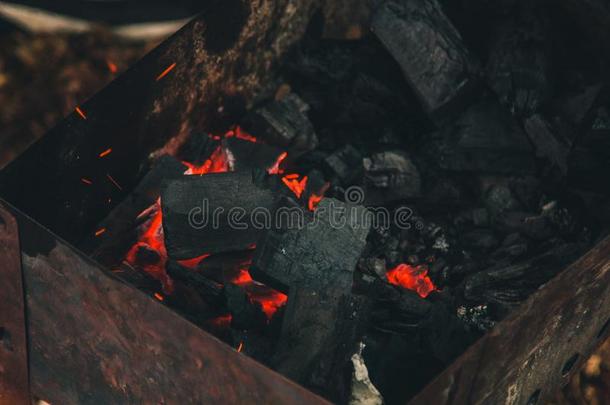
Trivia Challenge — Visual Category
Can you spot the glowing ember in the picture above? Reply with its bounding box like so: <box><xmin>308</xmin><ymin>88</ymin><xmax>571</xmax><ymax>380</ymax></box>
<box><xmin>95</xmin><ymin>228</ymin><xmax>106</xmax><ymax>237</ymax></box>
<box><xmin>106</xmin><ymin>174</ymin><xmax>122</xmax><ymax>191</ymax></box>
<box><xmin>75</xmin><ymin>106</ymin><xmax>87</xmax><ymax>120</ymax></box>
<box><xmin>106</xmin><ymin>59</ymin><xmax>118</xmax><ymax>74</ymax></box>
<box><xmin>99</xmin><ymin>148</ymin><xmax>112</xmax><ymax>158</ymax></box>
<box><xmin>182</xmin><ymin>145</ymin><xmax>230</xmax><ymax>175</ymax></box>
<box><xmin>156</xmin><ymin>62</ymin><xmax>177</xmax><ymax>81</ymax></box>
<box><xmin>237</xmin><ymin>342</ymin><xmax>244</xmax><ymax>352</ymax></box>
<box><xmin>267</xmin><ymin>151</ymin><xmax>288</xmax><ymax>175</ymax></box>
<box><xmin>81</xmin><ymin>178</ymin><xmax>93</xmax><ymax>185</ymax></box>
<box><xmin>177</xmin><ymin>254</ymin><xmax>211</xmax><ymax>270</ymax></box>
<box><xmin>282</xmin><ymin>174</ymin><xmax>308</xmax><ymax>198</ymax></box>
<box><xmin>308</xmin><ymin>182</ymin><xmax>330</xmax><ymax>211</ymax></box>
<box><xmin>154</xmin><ymin>292</ymin><xmax>164</xmax><ymax>301</ymax></box>
<box><xmin>386</xmin><ymin>263</ymin><xmax>437</xmax><ymax>298</ymax></box>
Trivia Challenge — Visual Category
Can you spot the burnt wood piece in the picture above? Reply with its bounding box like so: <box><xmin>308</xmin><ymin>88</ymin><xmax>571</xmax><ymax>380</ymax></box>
<box><xmin>409</xmin><ymin>235</ymin><xmax>610</xmax><ymax>405</ymax></box>
<box><xmin>252</xmin><ymin>199</ymin><xmax>371</xmax><ymax>400</ymax></box>
<box><xmin>363</xmin><ymin>150</ymin><xmax>421</xmax><ymax>204</ymax></box>
<box><xmin>243</xmin><ymin>93</ymin><xmax>318</xmax><ymax>156</ymax></box>
<box><xmin>371</xmin><ymin>0</ymin><xmax>479</xmax><ymax>119</ymax></box>
<box><xmin>0</xmin><ymin>203</ymin><xmax>29</xmax><ymax>405</ymax></box>
<box><xmin>323</xmin><ymin>144</ymin><xmax>363</xmax><ymax>185</ymax></box>
<box><xmin>463</xmin><ymin>241</ymin><xmax>584</xmax><ymax>316</ymax></box>
<box><xmin>426</xmin><ymin>99</ymin><xmax>535</xmax><ymax>174</ymax></box>
<box><xmin>252</xmin><ymin>198</ymin><xmax>371</xmax><ymax>293</ymax></box>
<box><xmin>0</xmin><ymin>0</ymin><xmax>320</xmax><ymax>246</ymax></box>
<box><xmin>486</xmin><ymin>7</ymin><xmax>551</xmax><ymax>116</ymax></box>
<box><xmin>166</xmin><ymin>260</ymin><xmax>224</xmax><ymax>306</ymax></box>
<box><xmin>558</xmin><ymin>0</ymin><xmax>610</xmax><ymax>58</ymax></box>
<box><xmin>222</xmin><ymin>137</ymin><xmax>284</xmax><ymax>172</ymax></box>
<box><xmin>3</xmin><ymin>200</ymin><xmax>329</xmax><ymax>405</ymax></box>
<box><xmin>161</xmin><ymin>171</ymin><xmax>279</xmax><ymax>260</ymax></box>
<box><xmin>524</xmin><ymin>115</ymin><xmax>572</xmax><ymax>176</ymax></box>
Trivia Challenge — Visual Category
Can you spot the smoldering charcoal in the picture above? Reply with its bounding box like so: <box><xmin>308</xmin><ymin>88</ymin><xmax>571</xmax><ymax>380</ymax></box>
<box><xmin>19</xmin><ymin>0</ymin><xmax>610</xmax><ymax>404</ymax></box>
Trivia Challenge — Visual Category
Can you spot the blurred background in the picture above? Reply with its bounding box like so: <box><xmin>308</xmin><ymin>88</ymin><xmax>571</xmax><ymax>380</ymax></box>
<box><xmin>0</xmin><ymin>1</ymin><xmax>608</xmax><ymax>403</ymax></box>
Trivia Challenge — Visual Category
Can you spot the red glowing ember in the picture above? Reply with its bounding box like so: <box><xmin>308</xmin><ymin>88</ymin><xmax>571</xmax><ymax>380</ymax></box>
<box><xmin>177</xmin><ymin>254</ymin><xmax>211</xmax><ymax>270</ymax></box>
<box><xmin>156</xmin><ymin>62</ymin><xmax>177</xmax><ymax>81</ymax></box>
<box><xmin>75</xmin><ymin>106</ymin><xmax>87</xmax><ymax>120</ymax></box>
<box><xmin>99</xmin><ymin>148</ymin><xmax>112</xmax><ymax>158</ymax></box>
<box><xmin>282</xmin><ymin>174</ymin><xmax>308</xmax><ymax>198</ymax></box>
<box><xmin>125</xmin><ymin>128</ymin><xmax>290</xmax><ymax>321</ymax></box>
<box><xmin>386</xmin><ymin>263</ymin><xmax>437</xmax><ymax>298</ymax></box>
<box><xmin>106</xmin><ymin>174</ymin><xmax>122</xmax><ymax>191</ymax></box>
<box><xmin>106</xmin><ymin>59</ymin><xmax>118</xmax><ymax>74</ymax></box>
<box><xmin>95</xmin><ymin>228</ymin><xmax>106</xmax><ymax>237</ymax></box>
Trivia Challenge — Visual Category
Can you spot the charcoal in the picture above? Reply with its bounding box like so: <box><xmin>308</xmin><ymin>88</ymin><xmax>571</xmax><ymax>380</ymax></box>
<box><xmin>363</xmin><ymin>150</ymin><xmax>421</xmax><ymax>204</ymax></box>
<box><xmin>161</xmin><ymin>171</ymin><xmax>280</xmax><ymax>260</ymax></box>
<box><xmin>494</xmin><ymin>211</ymin><xmax>554</xmax><ymax>240</ymax></box>
<box><xmin>472</xmin><ymin>208</ymin><xmax>490</xmax><ymax>227</ymax></box>
<box><xmin>426</xmin><ymin>100</ymin><xmax>535</xmax><ymax>174</ymax></box>
<box><xmin>462</xmin><ymin>229</ymin><xmax>499</xmax><ymax>252</ymax></box>
<box><xmin>178</xmin><ymin>132</ymin><xmax>217</xmax><ymax>165</ymax></box>
<box><xmin>557</xmin><ymin>84</ymin><xmax>603</xmax><ymax>125</ymax></box>
<box><xmin>486</xmin><ymin>8</ymin><xmax>551</xmax><ymax>116</ymax></box>
<box><xmin>463</xmin><ymin>242</ymin><xmax>583</xmax><ymax>315</ymax></box>
<box><xmin>272</xmin><ymin>287</ymin><xmax>370</xmax><ymax>401</ymax></box>
<box><xmin>371</xmin><ymin>0</ymin><xmax>479</xmax><ymax>119</ymax></box>
<box><xmin>252</xmin><ymin>198</ymin><xmax>371</xmax><ymax>292</ymax></box>
<box><xmin>524</xmin><ymin>115</ymin><xmax>572</xmax><ymax>176</ymax></box>
<box><xmin>166</xmin><ymin>260</ymin><xmax>224</xmax><ymax>305</ymax></box>
<box><xmin>568</xmin><ymin>107</ymin><xmax>610</xmax><ymax>194</ymax></box>
<box><xmin>358</xmin><ymin>258</ymin><xmax>387</xmax><ymax>279</ymax></box>
<box><xmin>221</xmin><ymin>137</ymin><xmax>284</xmax><ymax>172</ymax></box>
<box><xmin>323</xmin><ymin>144</ymin><xmax>363</xmax><ymax>185</ymax></box>
<box><xmin>243</xmin><ymin>93</ymin><xmax>318</xmax><ymax>155</ymax></box>
<box><xmin>251</xmin><ymin>199</ymin><xmax>372</xmax><ymax>395</ymax></box>
<box><xmin>484</xmin><ymin>184</ymin><xmax>523</xmax><ymax>219</ymax></box>
<box><xmin>224</xmin><ymin>283</ymin><xmax>267</xmax><ymax>330</ymax></box>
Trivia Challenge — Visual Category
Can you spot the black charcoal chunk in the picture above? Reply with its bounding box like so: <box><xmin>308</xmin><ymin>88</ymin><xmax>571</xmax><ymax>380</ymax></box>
<box><xmin>463</xmin><ymin>242</ymin><xmax>583</xmax><ymax>315</ymax></box>
<box><xmin>252</xmin><ymin>198</ymin><xmax>372</xmax><ymax>291</ymax></box>
<box><xmin>323</xmin><ymin>144</ymin><xmax>363</xmax><ymax>185</ymax></box>
<box><xmin>524</xmin><ymin>115</ymin><xmax>572</xmax><ymax>176</ymax></box>
<box><xmin>371</xmin><ymin>0</ymin><xmax>479</xmax><ymax>119</ymax></box>
<box><xmin>166</xmin><ymin>260</ymin><xmax>224</xmax><ymax>305</ymax></box>
<box><xmin>363</xmin><ymin>150</ymin><xmax>421</xmax><ymax>204</ymax></box>
<box><xmin>224</xmin><ymin>283</ymin><xmax>267</xmax><ymax>330</ymax></box>
<box><xmin>426</xmin><ymin>100</ymin><xmax>535</xmax><ymax>174</ymax></box>
<box><xmin>486</xmin><ymin>8</ymin><xmax>551</xmax><ymax>116</ymax></box>
<box><xmin>251</xmin><ymin>199</ymin><xmax>372</xmax><ymax>394</ymax></box>
<box><xmin>161</xmin><ymin>171</ymin><xmax>279</xmax><ymax>260</ymax></box>
<box><xmin>222</xmin><ymin>137</ymin><xmax>284</xmax><ymax>172</ymax></box>
<box><xmin>244</xmin><ymin>93</ymin><xmax>318</xmax><ymax>155</ymax></box>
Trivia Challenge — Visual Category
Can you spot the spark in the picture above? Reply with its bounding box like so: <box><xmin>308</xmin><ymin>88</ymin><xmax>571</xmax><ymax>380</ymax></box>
<box><xmin>81</xmin><ymin>178</ymin><xmax>93</xmax><ymax>185</ymax></box>
<box><xmin>156</xmin><ymin>62</ymin><xmax>176</xmax><ymax>81</ymax></box>
<box><xmin>75</xmin><ymin>106</ymin><xmax>87</xmax><ymax>120</ymax></box>
<box><xmin>95</xmin><ymin>228</ymin><xmax>106</xmax><ymax>237</ymax></box>
<box><xmin>106</xmin><ymin>59</ymin><xmax>118</xmax><ymax>74</ymax></box>
<box><xmin>237</xmin><ymin>342</ymin><xmax>244</xmax><ymax>353</ymax></box>
<box><xmin>154</xmin><ymin>292</ymin><xmax>164</xmax><ymax>301</ymax></box>
<box><xmin>106</xmin><ymin>174</ymin><xmax>122</xmax><ymax>191</ymax></box>
<box><xmin>99</xmin><ymin>148</ymin><xmax>112</xmax><ymax>158</ymax></box>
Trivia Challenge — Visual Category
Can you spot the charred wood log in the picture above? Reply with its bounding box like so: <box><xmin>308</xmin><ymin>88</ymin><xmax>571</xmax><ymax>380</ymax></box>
<box><xmin>161</xmin><ymin>171</ymin><xmax>280</xmax><ymax>260</ymax></box>
<box><xmin>486</xmin><ymin>6</ymin><xmax>552</xmax><ymax>117</ymax></box>
<box><xmin>425</xmin><ymin>99</ymin><xmax>535</xmax><ymax>174</ymax></box>
<box><xmin>463</xmin><ymin>241</ymin><xmax>584</xmax><ymax>316</ymax></box>
<box><xmin>363</xmin><ymin>150</ymin><xmax>421</xmax><ymax>204</ymax></box>
<box><xmin>371</xmin><ymin>0</ymin><xmax>479</xmax><ymax>120</ymax></box>
<box><xmin>221</xmin><ymin>137</ymin><xmax>284</xmax><ymax>172</ymax></box>
<box><xmin>243</xmin><ymin>93</ymin><xmax>318</xmax><ymax>156</ymax></box>
<box><xmin>251</xmin><ymin>199</ymin><xmax>372</xmax><ymax>399</ymax></box>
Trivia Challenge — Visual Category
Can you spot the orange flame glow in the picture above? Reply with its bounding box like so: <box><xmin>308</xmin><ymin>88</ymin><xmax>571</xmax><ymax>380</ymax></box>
<box><xmin>75</xmin><ymin>106</ymin><xmax>87</xmax><ymax>120</ymax></box>
<box><xmin>156</xmin><ymin>62</ymin><xmax>176</xmax><ymax>81</ymax></box>
<box><xmin>282</xmin><ymin>174</ymin><xmax>308</xmax><ymax>198</ymax></box>
<box><xmin>386</xmin><ymin>264</ymin><xmax>437</xmax><ymax>298</ymax></box>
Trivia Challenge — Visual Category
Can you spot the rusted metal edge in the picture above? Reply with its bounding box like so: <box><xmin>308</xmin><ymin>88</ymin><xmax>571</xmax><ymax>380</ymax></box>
<box><xmin>0</xmin><ymin>199</ymin><xmax>329</xmax><ymax>405</ymax></box>
<box><xmin>409</xmin><ymin>235</ymin><xmax>610</xmax><ymax>405</ymax></box>
<box><xmin>0</xmin><ymin>202</ymin><xmax>30</xmax><ymax>404</ymax></box>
